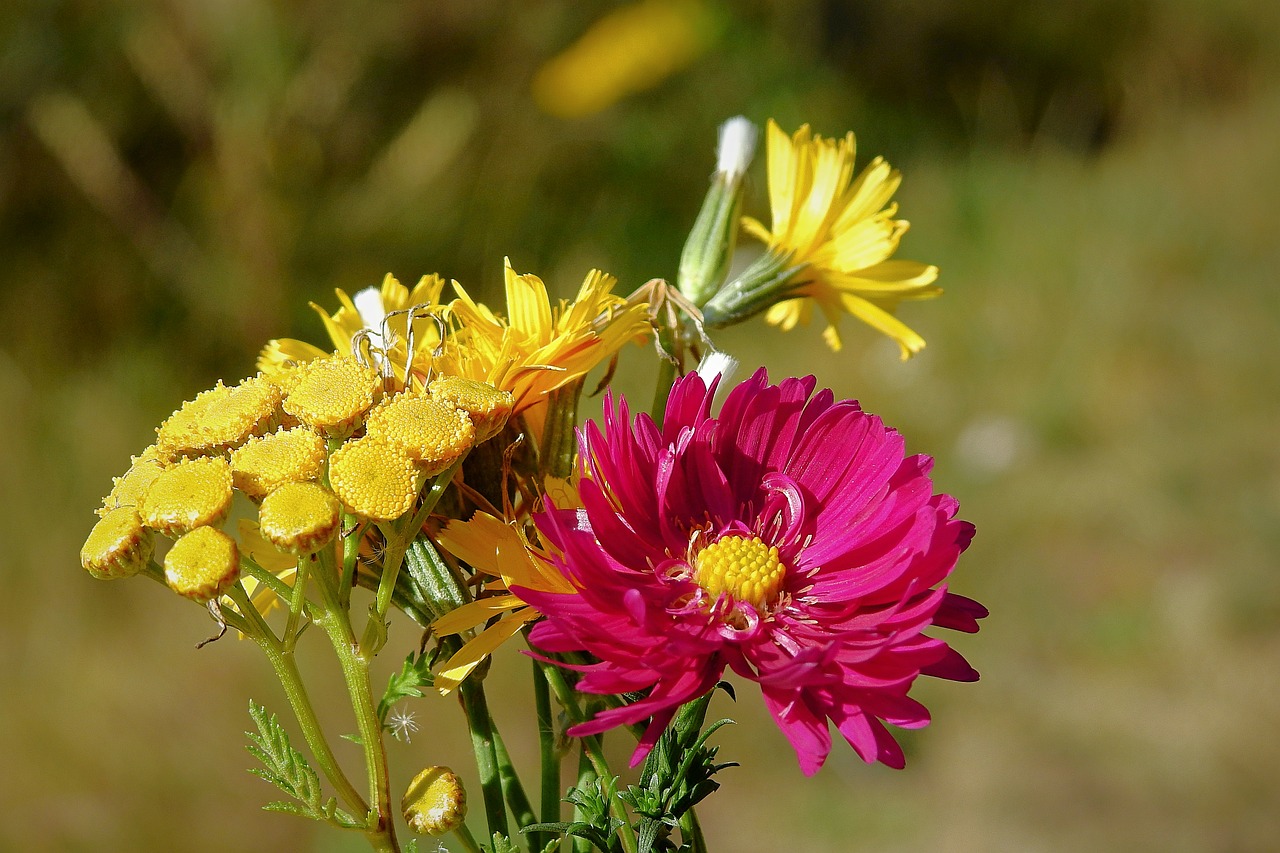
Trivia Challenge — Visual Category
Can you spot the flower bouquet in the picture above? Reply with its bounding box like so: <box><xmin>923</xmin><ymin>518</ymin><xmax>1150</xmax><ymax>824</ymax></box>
<box><xmin>80</xmin><ymin>116</ymin><xmax>985</xmax><ymax>853</ymax></box>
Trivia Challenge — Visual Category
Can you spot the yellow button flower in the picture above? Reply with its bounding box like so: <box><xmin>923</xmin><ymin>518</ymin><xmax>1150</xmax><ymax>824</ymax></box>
<box><xmin>81</xmin><ymin>507</ymin><xmax>154</xmax><ymax>580</ymax></box>
<box><xmin>365</xmin><ymin>392</ymin><xmax>474</xmax><ymax>476</ymax></box>
<box><xmin>401</xmin><ymin>766</ymin><xmax>466</xmax><ymax>836</ymax></box>
<box><xmin>156</xmin><ymin>376</ymin><xmax>283</xmax><ymax>459</ymax></box>
<box><xmin>164</xmin><ymin>526</ymin><xmax>240</xmax><ymax>602</ymax></box>
<box><xmin>427</xmin><ymin>375</ymin><xmax>513</xmax><ymax>443</ymax></box>
<box><xmin>231</xmin><ymin>427</ymin><xmax>327</xmax><ymax>500</ymax></box>
<box><xmin>258</xmin><ymin>482</ymin><xmax>341</xmax><ymax>555</ymax></box>
<box><xmin>328</xmin><ymin>436</ymin><xmax>424</xmax><ymax>521</ymax></box>
<box><xmin>282</xmin><ymin>355</ymin><xmax>383</xmax><ymax>438</ymax></box>
<box><xmin>139</xmin><ymin>457</ymin><xmax>234</xmax><ymax>536</ymax></box>
<box><xmin>98</xmin><ymin>446</ymin><xmax>165</xmax><ymax>516</ymax></box>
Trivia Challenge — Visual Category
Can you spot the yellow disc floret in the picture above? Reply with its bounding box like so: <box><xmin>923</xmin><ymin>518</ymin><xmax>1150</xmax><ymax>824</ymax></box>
<box><xmin>282</xmin><ymin>355</ymin><xmax>383</xmax><ymax>438</ymax></box>
<box><xmin>258</xmin><ymin>482</ymin><xmax>341</xmax><ymax>555</ymax></box>
<box><xmin>427</xmin><ymin>375</ymin><xmax>514</xmax><ymax>443</ymax></box>
<box><xmin>81</xmin><ymin>507</ymin><xmax>154</xmax><ymax>580</ymax></box>
<box><xmin>156</xmin><ymin>376</ymin><xmax>282</xmax><ymax>459</ymax></box>
<box><xmin>366</xmin><ymin>392</ymin><xmax>475</xmax><ymax>475</ymax></box>
<box><xmin>98</xmin><ymin>446</ymin><xmax>165</xmax><ymax>516</ymax></box>
<box><xmin>231</xmin><ymin>427</ymin><xmax>327</xmax><ymax>500</ymax></box>
<box><xmin>694</xmin><ymin>535</ymin><xmax>786</xmax><ymax>610</ymax></box>
<box><xmin>164</xmin><ymin>526</ymin><xmax>240</xmax><ymax>602</ymax></box>
<box><xmin>328</xmin><ymin>436</ymin><xmax>425</xmax><ymax>521</ymax></box>
<box><xmin>139</xmin><ymin>456</ymin><xmax>234</xmax><ymax>536</ymax></box>
<box><xmin>402</xmin><ymin>766</ymin><xmax>467</xmax><ymax>836</ymax></box>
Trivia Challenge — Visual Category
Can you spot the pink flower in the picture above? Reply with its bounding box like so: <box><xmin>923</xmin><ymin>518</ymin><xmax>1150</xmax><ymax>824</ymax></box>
<box><xmin>519</xmin><ymin>369</ymin><xmax>985</xmax><ymax>774</ymax></box>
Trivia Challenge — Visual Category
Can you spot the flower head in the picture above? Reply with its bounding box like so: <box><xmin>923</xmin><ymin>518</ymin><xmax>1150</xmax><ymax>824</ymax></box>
<box><xmin>704</xmin><ymin>120</ymin><xmax>940</xmax><ymax>358</ymax></box>
<box><xmin>520</xmin><ymin>369</ymin><xmax>985</xmax><ymax>774</ymax></box>
<box><xmin>439</xmin><ymin>259</ymin><xmax>650</xmax><ymax>443</ymax></box>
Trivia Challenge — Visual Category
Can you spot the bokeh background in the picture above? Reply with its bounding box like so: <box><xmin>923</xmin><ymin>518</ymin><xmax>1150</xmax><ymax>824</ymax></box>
<box><xmin>3</xmin><ymin>0</ymin><xmax>1278</xmax><ymax>850</ymax></box>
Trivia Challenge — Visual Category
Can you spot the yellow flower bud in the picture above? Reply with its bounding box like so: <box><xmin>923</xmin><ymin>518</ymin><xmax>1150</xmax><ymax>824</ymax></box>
<box><xmin>327</xmin><ymin>436</ymin><xmax>425</xmax><ymax>521</ymax></box>
<box><xmin>139</xmin><ymin>456</ymin><xmax>234</xmax><ymax>536</ymax></box>
<box><xmin>156</xmin><ymin>376</ymin><xmax>282</xmax><ymax>460</ymax></box>
<box><xmin>401</xmin><ymin>766</ymin><xmax>466</xmax><ymax>836</ymax></box>
<box><xmin>231</xmin><ymin>426</ymin><xmax>327</xmax><ymax>500</ymax></box>
<box><xmin>366</xmin><ymin>392</ymin><xmax>474</xmax><ymax>476</ymax></box>
<box><xmin>81</xmin><ymin>507</ymin><xmax>154</xmax><ymax>579</ymax></box>
<box><xmin>427</xmin><ymin>376</ymin><xmax>514</xmax><ymax>443</ymax></box>
<box><xmin>282</xmin><ymin>355</ymin><xmax>383</xmax><ymax>438</ymax></box>
<box><xmin>164</xmin><ymin>526</ymin><xmax>240</xmax><ymax>602</ymax></box>
<box><xmin>258</xmin><ymin>482</ymin><xmax>340</xmax><ymax>555</ymax></box>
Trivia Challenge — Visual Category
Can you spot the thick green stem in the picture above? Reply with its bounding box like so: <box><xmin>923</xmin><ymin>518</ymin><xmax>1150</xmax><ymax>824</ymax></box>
<box><xmin>458</xmin><ymin>677</ymin><xmax>509</xmax><ymax>840</ymax></box>
<box><xmin>492</xmin><ymin>720</ymin><xmax>537</xmax><ymax>833</ymax></box>
<box><xmin>224</xmin><ymin>584</ymin><xmax>368</xmax><ymax>817</ymax></box>
<box><xmin>679</xmin><ymin>807</ymin><xmax>707</xmax><ymax>853</ymax></box>
<box><xmin>311</xmin><ymin>551</ymin><xmax>400</xmax><ymax>851</ymax></box>
<box><xmin>533</xmin><ymin>660</ymin><xmax>560</xmax><ymax>853</ymax></box>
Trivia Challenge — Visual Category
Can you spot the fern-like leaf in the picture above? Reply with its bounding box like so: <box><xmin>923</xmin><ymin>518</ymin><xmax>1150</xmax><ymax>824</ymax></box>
<box><xmin>246</xmin><ymin>700</ymin><xmax>363</xmax><ymax>829</ymax></box>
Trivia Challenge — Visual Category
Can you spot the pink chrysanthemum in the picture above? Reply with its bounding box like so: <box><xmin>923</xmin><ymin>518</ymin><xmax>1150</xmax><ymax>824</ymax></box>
<box><xmin>518</xmin><ymin>368</ymin><xmax>986</xmax><ymax>774</ymax></box>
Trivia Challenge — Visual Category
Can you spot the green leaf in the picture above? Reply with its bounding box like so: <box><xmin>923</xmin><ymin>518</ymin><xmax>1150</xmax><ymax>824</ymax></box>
<box><xmin>483</xmin><ymin>833</ymin><xmax>521</xmax><ymax>853</ymax></box>
<box><xmin>245</xmin><ymin>700</ymin><xmax>363</xmax><ymax>830</ymax></box>
<box><xmin>377</xmin><ymin>651</ymin><xmax>435</xmax><ymax>727</ymax></box>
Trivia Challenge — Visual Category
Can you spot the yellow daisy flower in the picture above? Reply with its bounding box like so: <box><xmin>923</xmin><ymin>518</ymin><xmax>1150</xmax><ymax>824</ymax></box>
<box><xmin>439</xmin><ymin>259</ymin><xmax>650</xmax><ymax>443</ymax></box>
<box><xmin>706</xmin><ymin>119</ymin><xmax>940</xmax><ymax>358</ymax></box>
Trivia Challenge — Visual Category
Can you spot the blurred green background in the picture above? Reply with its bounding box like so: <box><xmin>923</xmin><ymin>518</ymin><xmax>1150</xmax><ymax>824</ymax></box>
<box><xmin>3</xmin><ymin>0</ymin><xmax>1279</xmax><ymax>850</ymax></box>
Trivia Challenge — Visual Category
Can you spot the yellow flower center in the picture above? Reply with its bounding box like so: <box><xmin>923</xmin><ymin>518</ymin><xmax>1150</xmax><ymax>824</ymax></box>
<box><xmin>327</xmin><ymin>436</ymin><xmax>424</xmax><ymax>521</ymax></box>
<box><xmin>164</xmin><ymin>526</ymin><xmax>240</xmax><ymax>602</ymax></box>
<box><xmin>156</xmin><ymin>376</ymin><xmax>282</xmax><ymax>459</ymax></box>
<box><xmin>427</xmin><ymin>375</ymin><xmax>514</xmax><ymax>443</ymax></box>
<box><xmin>231</xmin><ymin>427</ymin><xmax>327</xmax><ymax>500</ymax></box>
<box><xmin>366</xmin><ymin>393</ymin><xmax>475</xmax><ymax>475</ymax></box>
<box><xmin>98</xmin><ymin>446</ymin><xmax>165</xmax><ymax>516</ymax></box>
<box><xmin>694</xmin><ymin>535</ymin><xmax>786</xmax><ymax>610</ymax></box>
<box><xmin>139</xmin><ymin>457</ymin><xmax>234</xmax><ymax>536</ymax></box>
<box><xmin>282</xmin><ymin>356</ymin><xmax>383</xmax><ymax>438</ymax></box>
<box><xmin>258</xmin><ymin>482</ymin><xmax>340</xmax><ymax>555</ymax></box>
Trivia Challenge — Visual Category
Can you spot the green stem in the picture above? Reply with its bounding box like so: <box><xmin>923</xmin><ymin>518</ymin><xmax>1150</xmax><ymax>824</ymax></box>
<box><xmin>223</xmin><ymin>584</ymin><xmax>369</xmax><ymax>816</ymax></box>
<box><xmin>282</xmin><ymin>555</ymin><xmax>310</xmax><ymax>653</ymax></box>
<box><xmin>457</xmin><ymin>677</ymin><xmax>509</xmax><ymax>840</ymax></box>
<box><xmin>679</xmin><ymin>808</ymin><xmax>707</xmax><ymax>853</ymax></box>
<box><xmin>538</xmin><ymin>663</ymin><xmax>638</xmax><ymax>853</ymax></box>
<box><xmin>652</xmin><ymin>338</ymin><xmax>677</xmax><ymax>423</ymax></box>
<box><xmin>492</xmin><ymin>720</ymin><xmax>537</xmax><ymax>834</ymax></box>
<box><xmin>452</xmin><ymin>822</ymin><xmax>486</xmax><ymax>853</ymax></box>
<box><xmin>339</xmin><ymin>513</ymin><xmax>364</xmax><ymax>610</ymax></box>
<box><xmin>571</xmin><ymin>746</ymin><xmax>594</xmax><ymax>853</ymax></box>
<box><xmin>311</xmin><ymin>549</ymin><xmax>400</xmax><ymax>851</ymax></box>
<box><xmin>533</xmin><ymin>660</ymin><xmax>560</xmax><ymax>853</ymax></box>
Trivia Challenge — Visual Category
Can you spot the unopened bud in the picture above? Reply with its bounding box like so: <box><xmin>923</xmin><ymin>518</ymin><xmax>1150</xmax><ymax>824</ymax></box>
<box><xmin>402</xmin><ymin>766</ymin><xmax>466</xmax><ymax>836</ymax></box>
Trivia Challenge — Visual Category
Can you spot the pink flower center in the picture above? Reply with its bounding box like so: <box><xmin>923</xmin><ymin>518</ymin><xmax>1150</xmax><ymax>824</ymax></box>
<box><xmin>694</xmin><ymin>535</ymin><xmax>786</xmax><ymax>610</ymax></box>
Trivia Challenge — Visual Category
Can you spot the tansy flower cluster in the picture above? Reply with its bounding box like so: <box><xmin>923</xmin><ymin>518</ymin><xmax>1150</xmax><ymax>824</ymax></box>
<box><xmin>82</xmin><ymin>355</ymin><xmax>513</xmax><ymax>604</ymax></box>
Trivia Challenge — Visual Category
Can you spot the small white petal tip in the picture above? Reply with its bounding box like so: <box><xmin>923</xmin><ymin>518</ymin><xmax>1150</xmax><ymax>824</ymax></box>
<box><xmin>716</xmin><ymin>116</ymin><xmax>758</xmax><ymax>179</ymax></box>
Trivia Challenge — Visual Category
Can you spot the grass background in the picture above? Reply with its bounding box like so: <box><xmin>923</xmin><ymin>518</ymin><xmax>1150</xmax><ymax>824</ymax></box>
<box><xmin>2</xmin><ymin>1</ymin><xmax>1278</xmax><ymax>850</ymax></box>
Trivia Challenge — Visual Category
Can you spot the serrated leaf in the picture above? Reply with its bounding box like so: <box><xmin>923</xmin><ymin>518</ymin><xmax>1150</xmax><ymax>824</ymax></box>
<box><xmin>484</xmin><ymin>832</ymin><xmax>521</xmax><ymax>853</ymax></box>
<box><xmin>245</xmin><ymin>700</ymin><xmax>361</xmax><ymax>830</ymax></box>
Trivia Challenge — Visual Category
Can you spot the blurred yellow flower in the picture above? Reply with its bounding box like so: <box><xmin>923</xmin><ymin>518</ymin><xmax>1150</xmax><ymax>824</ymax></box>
<box><xmin>740</xmin><ymin>120</ymin><xmax>941</xmax><ymax>358</ymax></box>
<box><xmin>439</xmin><ymin>259</ymin><xmax>650</xmax><ymax>444</ymax></box>
<box><xmin>532</xmin><ymin>0</ymin><xmax>716</xmax><ymax>118</ymax></box>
